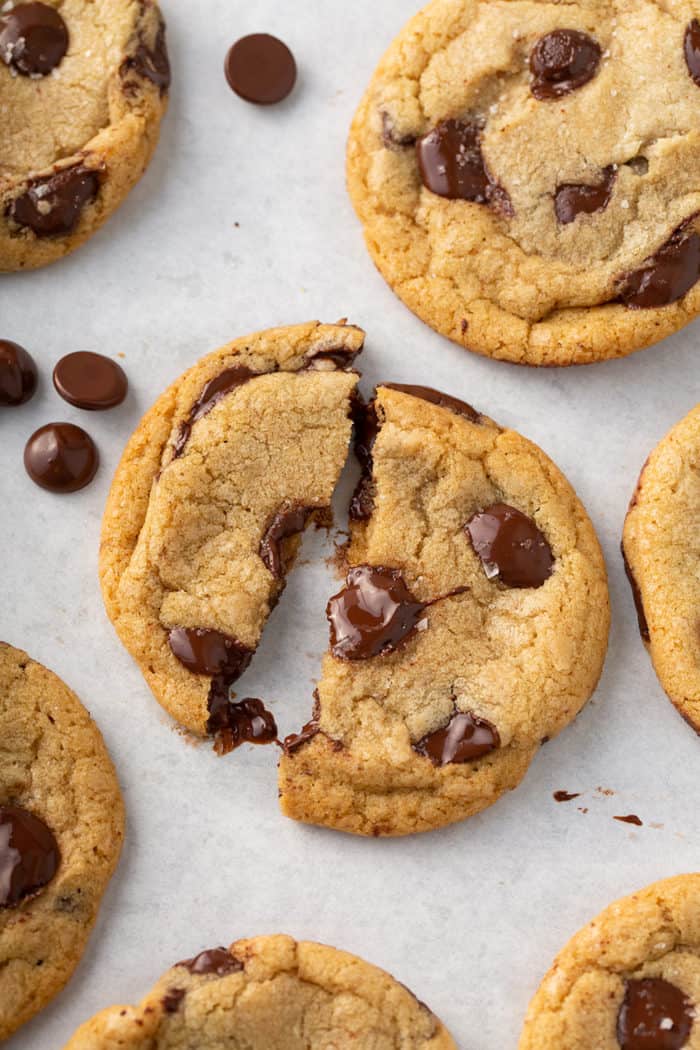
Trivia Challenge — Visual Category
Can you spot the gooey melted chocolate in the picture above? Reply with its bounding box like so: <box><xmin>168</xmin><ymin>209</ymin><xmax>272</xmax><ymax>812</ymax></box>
<box><xmin>618</xmin><ymin>223</ymin><xmax>700</xmax><ymax>309</ymax></box>
<box><xmin>466</xmin><ymin>503</ymin><xmax>554</xmax><ymax>589</ymax></box>
<box><xmin>415</xmin><ymin>711</ymin><xmax>500</xmax><ymax>766</ymax></box>
<box><xmin>259</xmin><ymin>503</ymin><xmax>314</xmax><ymax>578</ymax></box>
<box><xmin>327</xmin><ymin>565</ymin><xmax>429</xmax><ymax>660</ymax></box>
<box><xmin>0</xmin><ymin>804</ymin><xmax>60</xmax><ymax>907</ymax></box>
<box><xmin>8</xmin><ymin>167</ymin><xmax>99</xmax><ymax>238</ymax></box>
<box><xmin>177</xmin><ymin>947</ymin><xmax>243</xmax><ymax>976</ymax></box>
<box><xmin>416</xmin><ymin>120</ymin><xmax>512</xmax><ymax>214</ymax></box>
<box><xmin>617</xmin><ymin>978</ymin><xmax>694</xmax><ymax>1050</ymax></box>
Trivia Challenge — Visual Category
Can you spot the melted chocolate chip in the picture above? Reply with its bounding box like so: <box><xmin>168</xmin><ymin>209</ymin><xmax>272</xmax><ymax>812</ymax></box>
<box><xmin>530</xmin><ymin>29</ymin><xmax>601</xmax><ymax>100</ymax></box>
<box><xmin>383</xmin><ymin>384</ymin><xmax>481</xmax><ymax>422</ymax></box>
<box><xmin>417</xmin><ymin>120</ymin><xmax>494</xmax><ymax>204</ymax></box>
<box><xmin>466</xmin><ymin>503</ymin><xmax>554</xmax><ymax>589</ymax></box>
<box><xmin>685</xmin><ymin>20</ymin><xmax>700</xmax><ymax>87</ymax></box>
<box><xmin>618</xmin><ymin>224</ymin><xmax>700</xmax><ymax>308</ymax></box>
<box><xmin>555</xmin><ymin>166</ymin><xmax>616</xmax><ymax>224</ymax></box>
<box><xmin>0</xmin><ymin>805</ymin><xmax>60</xmax><ymax>907</ymax></box>
<box><xmin>0</xmin><ymin>340</ymin><xmax>37</xmax><ymax>406</ymax></box>
<box><xmin>553</xmin><ymin>790</ymin><xmax>581</xmax><ymax>802</ymax></box>
<box><xmin>173</xmin><ymin>366</ymin><xmax>258</xmax><ymax>458</ymax></box>
<box><xmin>9</xmin><ymin>167</ymin><xmax>99</xmax><ymax>238</ymax></box>
<box><xmin>415</xmin><ymin>711</ymin><xmax>499</xmax><ymax>766</ymax></box>
<box><xmin>177</xmin><ymin>947</ymin><xmax>243</xmax><ymax>977</ymax></box>
<box><xmin>207</xmin><ymin>695</ymin><xmax>278</xmax><ymax>757</ymax></box>
<box><xmin>24</xmin><ymin>423</ymin><xmax>98</xmax><ymax>493</ymax></box>
<box><xmin>622</xmin><ymin>548</ymin><xmax>650</xmax><ymax>643</ymax></box>
<box><xmin>327</xmin><ymin>565</ymin><xmax>428</xmax><ymax>661</ymax></box>
<box><xmin>349</xmin><ymin>396</ymin><xmax>380</xmax><ymax>522</ymax></box>
<box><xmin>614</xmin><ymin>814</ymin><xmax>643</xmax><ymax>826</ymax></box>
<box><xmin>0</xmin><ymin>2</ymin><xmax>68</xmax><ymax>76</ymax></box>
<box><xmin>162</xmin><ymin>988</ymin><xmax>185</xmax><ymax>1013</ymax></box>
<box><xmin>168</xmin><ymin>627</ymin><xmax>253</xmax><ymax>680</ymax></box>
<box><xmin>53</xmin><ymin>352</ymin><xmax>128</xmax><ymax>411</ymax></box>
<box><xmin>260</xmin><ymin>503</ymin><xmax>313</xmax><ymax>577</ymax></box>
<box><xmin>617</xmin><ymin>978</ymin><xmax>694</xmax><ymax>1049</ymax></box>
<box><xmin>121</xmin><ymin>20</ymin><xmax>170</xmax><ymax>94</ymax></box>
<box><xmin>225</xmin><ymin>33</ymin><xmax>297</xmax><ymax>105</ymax></box>
<box><xmin>283</xmin><ymin>719</ymin><xmax>320</xmax><ymax>754</ymax></box>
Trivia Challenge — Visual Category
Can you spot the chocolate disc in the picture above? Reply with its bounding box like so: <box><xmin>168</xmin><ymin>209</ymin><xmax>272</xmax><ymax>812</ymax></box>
<box><xmin>9</xmin><ymin>168</ymin><xmax>99</xmax><ymax>238</ymax></box>
<box><xmin>224</xmin><ymin>33</ymin><xmax>297</xmax><ymax>105</ymax></box>
<box><xmin>53</xmin><ymin>351</ymin><xmax>128</xmax><ymax>411</ymax></box>
<box><xmin>530</xmin><ymin>29</ymin><xmax>601</xmax><ymax>100</ymax></box>
<box><xmin>0</xmin><ymin>2</ymin><xmax>69</xmax><ymax>76</ymax></box>
<box><xmin>0</xmin><ymin>804</ymin><xmax>60</xmax><ymax>907</ymax></box>
<box><xmin>0</xmin><ymin>340</ymin><xmax>38</xmax><ymax>406</ymax></box>
<box><xmin>24</xmin><ymin>422</ymin><xmax>98</xmax><ymax>493</ymax></box>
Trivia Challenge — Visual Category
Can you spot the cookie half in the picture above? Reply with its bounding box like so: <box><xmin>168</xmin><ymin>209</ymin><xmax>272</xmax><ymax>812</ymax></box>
<box><xmin>0</xmin><ymin>0</ymin><xmax>170</xmax><ymax>272</ymax></box>
<box><xmin>519</xmin><ymin>874</ymin><xmax>700</xmax><ymax>1049</ymax></box>
<box><xmin>347</xmin><ymin>0</ymin><xmax>700</xmax><ymax>365</ymax></box>
<box><xmin>622</xmin><ymin>403</ymin><xmax>700</xmax><ymax>733</ymax></box>
<box><xmin>0</xmin><ymin>642</ymin><xmax>124</xmax><ymax>1040</ymax></box>
<box><xmin>63</xmin><ymin>934</ymin><xmax>456</xmax><ymax>1049</ymax></box>
<box><xmin>279</xmin><ymin>384</ymin><xmax>610</xmax><ymax>836</ymax></box>
<box><xmin>100</xmin><ymin>321</ymin><xmax>364</xmax><ymax>744</ymax></box>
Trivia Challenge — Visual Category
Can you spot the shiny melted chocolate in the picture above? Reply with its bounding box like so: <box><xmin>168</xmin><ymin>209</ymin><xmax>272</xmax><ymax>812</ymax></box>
<box><xmin>466</xmin><ymin>503</ymin><xmax>554</xmax><ymax>589</ymax></box>
<box><xmin>555</xmin><ymin>166</ymin><xmax>616</xmax><ymax>224</ymax></box>
<box><xmin>172</xmin><ymin>366</ymin><xmax>258</xmax><ymax>458</ymax></box>
<box><xmin>530</xmin><ymin>29</ymin><xmax>601</xmax><ymax>99</ymax></box>
<box><xmin>417</xmin><ymin>120</ymin><xmax>511</xmax><ymax>213</ymax></box>
<box><xmin>414</xmin><ymin>711</ymin><xmax>499</xmax><ymax>766</ymax></box>
<box><xmin>617</xmin><ymin>978</ymin><xmax>694</xmax><ymax>1050</ymax></box>
<box><xmin>177</xmin><ymin>947</ymin><xmax>244</xmax><ymax>976</ymax></box>
<box><xmin>618</xmin><ymin>224</ymin><xmax>700</xmax><ymax>309</ymax></box>
<box><xmin>259</xmin><ymin>503</ymin><xmax>314</xmax><ymax>577</ymax></box>
<box><xmin>207</xmin><ymin>695</ymin><xmax>278</xmax><ymax>757</ymax></box>
<box><xmin>327</xmin><ymin>565</ymin><xmax>428</xmax><ymax>660</ymax></box>
<box><xmin>9</xmin><ymin>167</ymin><xmax>99</xmax><ymax>237</ymax></box>
<box><xmin>0</xmin><ymin>805</ymin><xmax>60</xmax><ymax>907</ymax></box>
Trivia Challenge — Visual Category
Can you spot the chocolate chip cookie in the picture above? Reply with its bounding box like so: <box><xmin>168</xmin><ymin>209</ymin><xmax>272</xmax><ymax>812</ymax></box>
<box><xmin>279</xmin><ymin>383</ymin><xmax>610</xmax><ymax>836</ymax></box>
<box><xmin>63</xmin><ymin>934</ymin><xmax>456</xmax><ymax>1049</ymax></box>
<box><xmin>0</xmin><ymin>642</ymin><xmax>124</xmax><ymax>1040</ymax></box>
<box><xmin>519</xmin><ymin>874</ymin><xmax>700</xmax><ymax>1049</ymax></box>
<box><xmin>622</xmin><ymin>402</ymin><xmax>700</xmax><ymax>734</ymax></box>
<box><xmin>1</xmin><ymin>0</ymin><xmax>170</xmax><ymax>272</ymax></box>
<box><xmin>347</xmin><ymin>0</ymin><xmax>700</xmax><ymax>365</ymax></box>
<box><xmin>100</xmin><ymin>321</ymin><xmax>364</xmax><ymax>745</ymax></box>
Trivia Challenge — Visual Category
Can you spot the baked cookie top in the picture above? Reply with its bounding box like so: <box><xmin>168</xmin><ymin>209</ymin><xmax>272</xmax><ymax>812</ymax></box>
<box><xmin>0</xmin><ymin>642</ymin><xmax>124</xmax><ymax>1040</ymax></box>
<box><xmin>519</xmin><ymin>874</ymin><xmax>700</xmax><ymax>1049</ymax></box>
<box><xmin>100</xmin><ymin>321</ymin><xmax>364</xmax><ymax>743</ymax></box>
<box><xmin>0</xmin><ymin>0</ymin><xmax>169</xmax><ymax>271</ymax></box>
<box><xmin>622</xmin><ymin>401</ymin><xmax>700</xmax><ymax>734</ymax></box>
<box><xmin>279</xmin><ymin>384</ymin><xmax>610</xmax><ymax>836</ymax></box>
<box><xmin>63</xmin><ymin>934</ymin><xmax>456</xmax><ymax>1049</ymax></box>
<box><xmin>347</xmin><ymin>0</ymin><xmax>700</xmax><ymax>365</ymax></box>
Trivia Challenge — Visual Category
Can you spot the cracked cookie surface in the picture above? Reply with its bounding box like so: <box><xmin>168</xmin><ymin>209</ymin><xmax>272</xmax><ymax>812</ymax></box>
<box><xmin>622</xmin><ymin>402</ymin><xmax>700</xmax><ymax>734</ymax></box>
<box><xmin>100</xmin><ymin>321</ymin><xmax>363</xmax><ymax>741</ymax></box>
<box><xmin>279</xmin><ymin>384</ymin><xmax>610</xmax><ymax>836</ymax></box>
<box><xmin>63</xmin><ymin>933</ymin><xmax>456</xmax><ymax>1050</ymax></box>
<box><xmin>0</xmin><ymin>642</ymin><xmax>124</xmax><ymax>1040</ymax></box>
<box><xmin>519</xmin><ymin>874</ymin><xmax>700</xmax><ymax>1049</ymax></box>
<box><xmin>0</xmin><ymin>0</ymin><xmax>169</xmax><ymax>271</ymax></box>
<box><xmin>347</xmin><ymin>0</ymin><xmax>700</xmax><ymax>365</ymax></box>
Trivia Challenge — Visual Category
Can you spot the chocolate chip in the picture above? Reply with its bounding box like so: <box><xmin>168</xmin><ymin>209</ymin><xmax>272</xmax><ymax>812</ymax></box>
<box><xmin>53</xmin><ymin>352</ymin><xmax>127</xmax><ymax>411</ymax></box>
<box><xmin>415</xmin><ymin>711</ymin><xmax>499</xmax><ymax>766</ymax></box>
<box><xmin>173</xmin><ymin>365</ymin><xmax>258</xmax><ymax>459</ymax></box>
<box><xmin>617</xmin><ymin>978</ymin><xmax>694</xmax><ymax>1049</ymax></box>
<box><xmin>260</xmin><ymin>503</ymin><xmax>313</xmax><ymax>578</ymax></box>
<box><xmin>168</xmin><ymin>627</ymin><xmax>253</xmax><ymax>680</ymax></box>
<box><xmin>8</xmin><ymin>167</ymin><xmax>99</xmax><ymax>238</ymax></box>
<box><xmin>207</xmin><ymin>695</ymin><xmax>278</xmax><ymax>757</ymax></box>
<box><xmin>224</xmin><ymin>33</ymin><xmax>297</xmax><ymax>105</ymax></box>
<box><xmin>0</xmin><ymin>805</ymin><xmax>60</xmax><ymax>907</ymax></box>
<box><xmin>466</xmin><ymin>503</ymin><xmax>554</xmax><ymax>589</ymax></box>
<box><xmin>349</xmin><ymin>396</ymin><xmax>380</xmax><ymax>523</ymax></box>
<box><xmin>177</xmin><ymin>947</ymin><xmax>243</xmax><ymax>977</ymax></box>
<box><xmin>685</xmin><ymin>20</ymin><xmax>700</xmax><ymax>86</ymax></box>
<box><xmin>162</xmin><ymin>988</ymin><xmax>185</xmax><ymax>1014</ymax></box>
<box><xmin>622</xmin><ymin>548</ymin><xmax>650</xmax><ymax>643</ymax></box>
<box><xmin>283</xmin><ymin>719</ymin><xmax>320</xmax><ymax>754</ymax></box>
<box><xmin>0</xmin><ymin>2</ymin><xmax>68</xmax><ymax>76</ymax></box>
<box><xmin>417</xmin><ymin>120</ymin><xmax>494</xmax><ymax>203</ymax></box>
<box><xmin>555</xmin><ymin>166</ymin><xmax>616</xmax><ymax>224</ymax></box>
<box><xmin>327</xmin><ymin>565</ymin><xmax>428</xmax><ymax>661</ymax></box>
<box><xmin>0</xmin><ymin>340</ymin><xmax>38</xmax><ymax>406</ymax></box>
<box><xmin>121</xmin><ymin>19</ymin><xmax>170</xmax><ymax>94</ymax></box>
<box><xmin>383</xmin><ymin>384</ymin><xmax>481</xmax><ymax>422</ymax></box>
<box><xmin>530</xmin><ymin>29</ymin><xmax>601</xmax><ymax>100</ymax></box>
<box><xmin>24</xmin><ymin>423</ymin><xmax>98</xmax><ymax>493</ymax></box>
<box><xmin>381</xmin><ymin>112</ymin><xmax>417</xmax><ymax>150</ymax></box>
<box><xmin>618</xmin><ymin>224</ymin><xmax>700</xmax><ymax>308</ymax></box>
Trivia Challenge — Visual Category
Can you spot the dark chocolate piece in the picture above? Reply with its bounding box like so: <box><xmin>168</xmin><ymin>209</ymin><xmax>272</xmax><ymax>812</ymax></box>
<box><xmin>415</xmin><ymin>711</ymin><xmax>499</xmax><ymax>766</ymax></box>
<box><xmin>8</xmin><ymin>167</ymin><xmax>99</xmax><ymax>237</ymax></box>
<box><xmin>224</xmin><ymin>33</ymin><xmax>296</xmax><ymax>105</ymax></box>
<box><xmin>121</xmin><ymin>19</ymin><xmax>170</xmax><ymax>94</ymax></box>
<box><xmin>53</xmin><ymin>351</ymin><xmax>128</xmax><ymax>411</ymax></box>
<box><xmin>381</xmin><ymin>112</ymin><xmax>417</xmax><ymax>150</ymax></box>
<box><xmin>207</xmin><ymin>695</ymin><xmax>278</xmax><ymax>757</ymax></box>
<box><xmin>349</xmin><ymin>395</ymin><xmax>380</xmax><ymax>522</ymax></box>
<box><xmin>617</xmin><ymin>978</ymin><xmax>694</xmax><ymax>1049</ymax></box>
<box><xmin>622</xmin><ymin>547</ymin><xmax>650</xmax><ymax>643</ymax></box>
<box><xmin>417</xmin><ymin>120</ymin><xmax>509</xmax><ymax>210</ymax></box>
<box><xmin>162</xmin><ymin>988</ymin><xmax>185</xmax><ymax>1013</ymax></box>
<box><xmin>685</xmin><ymin>20</ymin><xmax>700</xmax><ymax>86</ymax></box>
<box><xmin>383</xmin><ymin>383</ymin><xmax>481</xmax><ymax>422</ymax></box>
<box><xmin>260</xmin><ymin>504</ymin><xmax>313</xmax><ymax>577</ymax></box>
<box><xmin>555</xmin><ymin>166</ymin><xmax>616</xmax><ymax>224</ymax></box>
<box><xmin>172</xmin><ymin>366</ymin><xmax>258</xmax><ymax>458</ymax></box>
<box><xmin>530</xmin><ymin>29</ymin><xmax>601</xmax><ymax>99</ymax></box>
<box><xmin>0</xmin><ymin>340</ymin><xmax>38</xmax><ymax>406</ymax></box>
<box><xmin>466</xmin><ymin>503</ymin><xmax>554</xmax><ymax>588</ymax></box>
<box><xmin>177</xmin><ymin>947</ymin><xmax>243</xmax><ymax>977</ymax></box>
<box><xmin>168</xmin><ymin>627</ymin><xmax>253</xmax><ymax>680</ymax></box>
<box><xmin>0</xmin><ymin>805</ymin><xmax>60</xmax><ymax>907</ymax></box>
<box><xmin>0</xmin><ymin>2</ymin><xmax>68</xmax><ymax>76</ymax></box>
<box><xmin>327</xmin><ymin>565</ymin><xmax>428</xmax><ymax>660</ymax></box>
<box><xmin>618</xmin><ymin>224</ymin><xmax>700</xmax><ymax>308</ymax></box>
<box><xmin>24</xmin><ymin>423</ymin><xmax>98</xmax><ymax>493</ymax></box>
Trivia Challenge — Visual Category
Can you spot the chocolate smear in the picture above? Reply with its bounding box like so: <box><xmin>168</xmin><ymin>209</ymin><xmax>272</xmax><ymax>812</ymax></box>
<box><xmin>617</xmin><ymin>978</ymin><xmax>694</xmax><ymax>1050</ymax></box>
<box><xmin>555</xmin><ymin>166</ymin><xmax>616</xmax><ymax>224</ymax></box>
<box><xmin>530</xmin><ymin>29</ymin><xmax>601</xmax><ymax>100</ymax></box>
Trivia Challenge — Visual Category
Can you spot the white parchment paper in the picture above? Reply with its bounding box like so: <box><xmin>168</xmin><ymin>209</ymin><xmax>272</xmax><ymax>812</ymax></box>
<box><xmin>1</xmin><ymin>1</ymin><xmax>699</xmax><ymax>1046</ymax></box>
